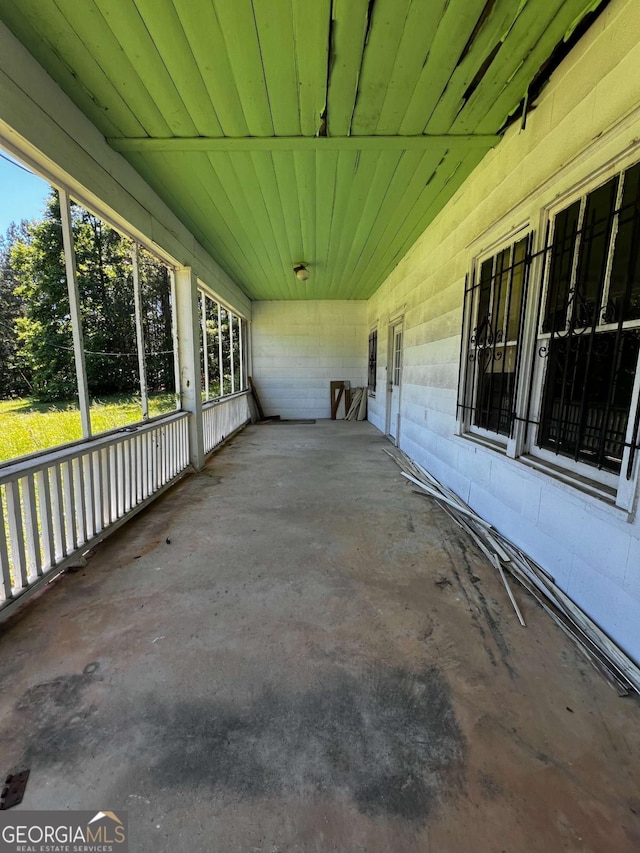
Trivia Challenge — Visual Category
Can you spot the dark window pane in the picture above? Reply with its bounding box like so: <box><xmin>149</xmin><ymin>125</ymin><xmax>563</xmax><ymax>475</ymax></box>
<box><xmin>368</xmin><ymin>330</ymin><xmax>377</xmax><ymax>391</ymax></box>
<box><xmin>507</xmin><ymin>237</ymin><xmax>528</xmax><ymax>342</ymax></box>
<box><xmin>543</xmin><ymin>201</ymin><xmax>580</xmax><ymax>333</ymax></box>
<box><xmin>538</xmin><ymin>330</ymin><xmax>640</xmax><ymax>473</ymax></box>
<box><xmin>473</xmin><ymin>345</ymin><xmax>517</xmax><ymax>436</ymax></box>
<box><xmin>476</xmin><ymin>258</ymin><xmax>493</xmax><ymax>345</ymax></box>
<box><xmin>609</xmin><ymin>163</ymin><xmax>640</xmax><ymax>322</ymax></box>
<box><xmin>574</xmin><ymin>178</ymin><xmax>617</xmax><ymax>327</ymax></box>
<box><xmin>493</xmin><ymin>247</ymin><xmax>510</xmax><ymax>341</ymax></box>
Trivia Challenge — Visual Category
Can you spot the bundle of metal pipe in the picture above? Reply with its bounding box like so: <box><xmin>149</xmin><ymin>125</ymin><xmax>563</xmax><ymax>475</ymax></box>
<box><xmin>384</xmin><ymin>447</ymin><xmax>640</xmax><ymax>697</ymax></box>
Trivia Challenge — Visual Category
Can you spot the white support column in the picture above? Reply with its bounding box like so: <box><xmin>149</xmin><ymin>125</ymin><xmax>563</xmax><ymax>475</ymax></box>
<box><xmin>230</xmin><ymin>312</ymin><xmax>235</xmax><ymax>394</ymax></box>
<box><xmin>174</xmin><ymin>266</ymin><xmax>205</xmax><ymax>470</ymax></box>
<box><xmin>217</xmin><ymin>303</ymin><xmax>224</xmax><ymax>396</ymax></box>
<box><xmin>200</xmin><ymin>292</ymin><xmax>209</xmax><ymax>401</ymax></box>
<box><xmin>169</xmin><ymin>270</ymin><xmax>181</xmax><ymax>410</ymax></box>
<box><xmin>239</xmin><ymin>317</ymin><xmax>244</xmax><ymax>391</ymax></box>
<box><xmin>131</xmin><ymin>242</ymin><xmax>149</xmax><ymax>420</ymax></box>
<box><xmin>59</xmin><ymin>189</ymin><xmax>91</xmax><ymax>438</ymax></box>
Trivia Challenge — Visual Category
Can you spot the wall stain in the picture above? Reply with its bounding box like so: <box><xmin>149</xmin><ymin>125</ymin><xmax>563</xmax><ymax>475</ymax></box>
<box><xmin>2</xmin><ymin>664</ymin><xmax>466</xmax><ymax>823</ymax></box>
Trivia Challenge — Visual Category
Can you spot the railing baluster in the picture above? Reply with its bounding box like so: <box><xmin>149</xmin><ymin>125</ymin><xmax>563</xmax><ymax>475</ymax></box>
<box><xmin>62</xmin><ymin>460</ymin><xmax>78</xmax><ymax>552</ymax></box>
<box><xmin>73</xmin><ymin>456</ymin><xmax>87</xmax><ymax>549</ymax></box>
<box><xmin>0</xmin><ymin>488</ymin><xmax>13</xmax><ymax>601</ymax></box>
<box><xmin>6</xmin><ymin>479</ymin><xmax>28</xmax><ymax>590</ymax></box>
<box><xmin>23</xmin><ymin>474</ymin><xmax>41</xmax><ymax>581</ymax></box>
<box><xmin>50</xmin><ymin>464</ymin><xmax>66</xmax><ymax>560</ymax></box>
<box><xmin>36</xmin><ymin>469</ymin><xmax>55</xmax><ymax>573</ymax></box>
<box><xmin>83</xmin><ymin>454</ymin><xmax>95</xmax><ymax>541</ymax></box>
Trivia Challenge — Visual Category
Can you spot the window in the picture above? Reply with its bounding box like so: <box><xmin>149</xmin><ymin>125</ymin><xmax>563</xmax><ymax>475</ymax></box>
<box><xmin>368</xmin><ymin>329</ymin><xmax>377</xmax><ymax>393</ymax></box>
<box><xmin>459</xmin><ymin>234</ymin><xmax>532</xmax><ymax>440</ymax></box>
<box><xmin>458</xmin><ymin>153</ymin><xmax>640</xmax><ymax>507</ymax></box>
<box><xmin>528</xmin><ymin>163</ymin><xmax>640</xmax><ymax>485</ymax></box>
<box><xmin>199</xmin><ymin>288</ymin><xmax>247</xmax><ymax>402</ymax></box>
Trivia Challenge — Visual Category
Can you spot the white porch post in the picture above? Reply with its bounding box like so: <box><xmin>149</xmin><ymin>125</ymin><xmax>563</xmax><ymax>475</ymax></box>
<box><xmin>59</xmin><ymin>189</ymin><xmax>91</xmax><ymax>438</ymax></box>
<box><xmin>131</xmin><ymin>242</ymin><xmax>149</xmax><ymax>420</ymax></box>
<box><xmin>174</xmin><ymin>266</ymin><xmax>204</xmax><ymax>470</ymax></box>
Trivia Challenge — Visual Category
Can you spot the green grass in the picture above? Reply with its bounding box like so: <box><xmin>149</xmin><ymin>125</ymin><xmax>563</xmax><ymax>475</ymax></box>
<box><xmin>0</xmin><ymin>394</ymin><xmax>178</xmax><ymax>463</ymax></box>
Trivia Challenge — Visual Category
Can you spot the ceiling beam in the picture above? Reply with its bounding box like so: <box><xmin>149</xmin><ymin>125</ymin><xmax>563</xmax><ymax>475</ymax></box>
<box><xmin>108</xmin><ymin>134</ymin><xmax>501</xmax><ymax>153</ymax></box>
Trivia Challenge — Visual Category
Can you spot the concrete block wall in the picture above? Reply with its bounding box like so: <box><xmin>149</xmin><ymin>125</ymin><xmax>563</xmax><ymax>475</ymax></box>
<box><xmin>367</xmin><ymin>0</ymin><xmax>640</xmax><ymax>662</ymax></box>
<box><xmin>251</xmin><ymin>301</ymin><xmax>368</xmax><ymax>419</ymax></box>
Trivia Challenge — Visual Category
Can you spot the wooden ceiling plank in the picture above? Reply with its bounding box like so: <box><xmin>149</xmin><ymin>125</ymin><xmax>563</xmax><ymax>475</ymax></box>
<box><xmin>321</xmin><ymin>149</ymin><xmax>360</xmax><ymax>295</ymax></box>
<box><xmin>335</xmin><ymin>150</ymin><xmax>411</xmax><ymax>298</ymax></box>
<box><xmin>292</xmin><ymin>0</ymin><xmax>331</xmax><ymax>137</ymax></box>
<box><xmin>154</xmin><ymin>151</ymin><xmax>260</xmax><ymax>286</ymax></box>
<box><xmin>209</xmin><ymin>151</ymin><xmax>283</xmax><ymax>286</ymax></box>
<box><xmin>350</xmin><ymin>0</ymin><xmax>413</xmax><ymax>135</ymax></box>
<box><xmin>109</xmin><ymin>135</ymin><xmax>500</xmax><ymax>153</ymax></box>
<box><xmin>398</xmin><ymin>0</ymin><xmax>493</xmax><ymax>135</ymax></box>
<box><xmin>314</xmin><ymin>149</ymin><xmax>339</xmax><ymax>288</ymax></box>
<box><xmin>2</xmin><ymin>0</ymin><xmax>143</xmax><ymax>138</ymax></box>
<box><xmin>325</xmin><ymin>0</ymin><xmax>370</xmax><ymax>137</ymax></box>
<box><xmin>336</xmin><ymin>147</ymin><xmax>426</xmax><ymax>297</ymax></box>
<box><xmin>130</xmin><ymin>152</ymin><xmax>253</xmax><ymax>286</ymax></box>
<box><xmin>426</xmin><ymin>0</ymin><xmax>531</xmax><ymax>134</ymax></box>
<box><xmin>456</xmin><ymin>0</ymin><xmax>595</xmax><ymax>134</ymax></box>
<box><xmin>171</xmin><ymin>0</ymin><xmax>249</xmax><ymax>137</ymax></box>
<box><xmin>250</xmin><ymin>152</ymin><xmax>300</xmax><ymax>299</ymax></box>
<box><xmin>375</xmin><ymin>0</ymin><xmax>448</xmax><ymax>135</ymax></box>
<box><xmin>350</xmin><ymin>148</ymin><xmax>457</xmax><ymax>294</ymax></box>
<box><xmin>131</xmin><ymin>0</ymin><xmax>223</xmax><ymax>137</ymax></box>
<box><xmin>252</xmin><ymin>0</ymin><xmax>301</xmax><ymax>136</ymax></box>
<box><xmin>293</xmin><ymin>150</ymin><xmax>317</xmax><ymax>276</ymax></box>
<box><xmin>364</xmin><ymin>148</ymin><xmax>489</xmax><ymax>297</ymax></box>
<box><xmin>271</xmin><ymin>152</ymin><xmax>306</xmax><ymax>296</ymax></box>
<box><xmin>91</xmin><ymin>0</ymin><xmax>198</xmax><ymax>136</ymax></box>
<box><xmin>213</xmin><ymin>0</ymin><xmax>274</xmax><ymax>136</ymax></box>
<box><xmin>326</xmin><ymin>150</ymin><xmax>380</xmax><ymax>296</ymax></box>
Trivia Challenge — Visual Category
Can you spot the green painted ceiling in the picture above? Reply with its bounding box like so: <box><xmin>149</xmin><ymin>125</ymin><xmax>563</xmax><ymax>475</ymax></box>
<box><xmin>1</xmin><ymin>0</ymin><xmax>604</xmax><ymax>300</ymax></box>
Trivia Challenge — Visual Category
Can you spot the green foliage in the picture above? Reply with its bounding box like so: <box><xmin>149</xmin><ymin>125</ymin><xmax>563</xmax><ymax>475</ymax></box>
<box><xmin>3</xmin><ymin>189</ymin><xmax>175</xmax><ymax>403</ymax></box>
<box><xmin>0</xmin><ymin>221</ymin><xmax>31</xmax><ymax>397</ymax></box>
<box><xmin>0</xmin><ymin>394</ymin><xmax>176</xmax><ymax>462</ymax></box>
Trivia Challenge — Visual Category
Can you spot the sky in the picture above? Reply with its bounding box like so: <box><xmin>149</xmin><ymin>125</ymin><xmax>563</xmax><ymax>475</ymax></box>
<box><xmin>0</xmin><ymin>151</ymin><xmax>51</xmax><ymax>236</ymax></box>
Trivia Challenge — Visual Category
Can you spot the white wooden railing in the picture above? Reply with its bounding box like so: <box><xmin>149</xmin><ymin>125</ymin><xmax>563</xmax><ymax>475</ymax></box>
<box><xmin>203</xmin><ymin>391</ymin><xmax>251</xmax><ymax>454</ymax></box>
<box><xmin>0</xmin><ymin>411</ymin><xmax>189</xmax><ymax>614</ymax></box>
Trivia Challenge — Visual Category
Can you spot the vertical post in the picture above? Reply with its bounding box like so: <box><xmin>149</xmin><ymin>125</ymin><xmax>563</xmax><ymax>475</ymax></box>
<box><xmin>131</xmin><ymin>242</ymin><xmax>149</xmax><ymax>420</ymax></box>
<box><xmin>217</xmin><ymin>303</ymin><xmax>224</xmax><ymax>396</ymax></box>
<box><xmin>169</xmin><ymin>269</ymin><xmax>181</xmax><ymax>411</ymax></box>
<box><xmin>229</xmin><ymin>312</ymin><xmax>235</xmax><ymax>394</ymax></box>
<box><xmin>201</xmin><ymin>292</ymin><xmax>209</xmax><ymax>401</ymax></box>
<box><xmin>239</xmin><ymin>317</ymin><xmax>244</xmax><ymax>391</ymax></box>
<box><xmin>174</xmin><ymin>267</ymin><xmax>205</xmax><ymax>470</ymax></box>
<box><xmin>59</xmin><ymin>189</ymin><xmax>91</xmax><ymax>438</ymax></box>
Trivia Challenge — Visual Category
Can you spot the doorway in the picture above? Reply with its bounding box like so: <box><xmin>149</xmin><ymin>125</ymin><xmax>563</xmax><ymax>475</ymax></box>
<box><xmin>386</xmin><ymin>321</ymin><xmax>403</xmax><ymax>444</ymax></box>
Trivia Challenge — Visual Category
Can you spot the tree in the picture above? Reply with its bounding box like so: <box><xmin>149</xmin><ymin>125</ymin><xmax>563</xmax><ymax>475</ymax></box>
<box><xmin>0</xmin><ymin>221</ymin><xmax>31</xmax><ymax>397</ymax></box>
<box><xmin>11</xmin><ymin>193</ymin><xmax>76</xmax><ymax>400</ymax></box>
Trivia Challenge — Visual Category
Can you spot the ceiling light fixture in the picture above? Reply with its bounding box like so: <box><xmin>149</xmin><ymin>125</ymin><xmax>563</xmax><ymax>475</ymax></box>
<box><xmin>294</xmin><ymin>263</ymin><xmax>310</xmax><ymax>282</ymax></box>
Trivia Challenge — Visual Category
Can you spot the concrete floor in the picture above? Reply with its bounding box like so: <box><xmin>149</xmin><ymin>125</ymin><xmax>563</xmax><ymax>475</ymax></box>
<box><xmin>0</xmin><ymin>421</ymin><xmax>639</xmax><ymax>852</ymax></box>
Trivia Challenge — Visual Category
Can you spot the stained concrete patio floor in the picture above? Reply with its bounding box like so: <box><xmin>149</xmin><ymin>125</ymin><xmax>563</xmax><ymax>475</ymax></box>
<box><xmin>0</xmin><ymin>420</ymin><xmax>639</xmax><ymax>852</ymax></box>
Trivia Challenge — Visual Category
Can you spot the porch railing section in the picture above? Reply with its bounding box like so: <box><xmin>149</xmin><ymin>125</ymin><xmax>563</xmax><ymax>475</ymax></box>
<box><xmin>0</xmin><ymin>411</ymin><xmax>189</xmax><ymax>613</ymax></box>
<box><xmin>203</xmin><ymin>391</ymin><xmax>251</xmax><ymax>455</ymax></box>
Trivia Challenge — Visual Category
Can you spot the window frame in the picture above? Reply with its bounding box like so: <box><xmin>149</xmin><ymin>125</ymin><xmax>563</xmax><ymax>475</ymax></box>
<box><xmin>458</xmin><ymin>229</ymin><xmax>533</xmax><ymax>449</ymax></box>
<box><xmin>522</xmin><ymin>156</ymin><xmax>640</xmax><ymax>509</ymax></box>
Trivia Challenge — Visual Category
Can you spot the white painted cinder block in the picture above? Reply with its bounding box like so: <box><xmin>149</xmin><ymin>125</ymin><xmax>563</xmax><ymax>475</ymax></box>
<box><xmin>365</xmin><ymin>0</ymin><xmax>640</xmax><ymax>662</ymax></box>
<box><xmin>251</xmin><ymin>301</ymin><xmax>368</xmax><ymax>418</ymax></box>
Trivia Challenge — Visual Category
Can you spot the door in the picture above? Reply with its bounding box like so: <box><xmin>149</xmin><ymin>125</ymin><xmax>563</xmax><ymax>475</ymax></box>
<box><xmin>386</xmin><ymin>322</ymin><xmax>403</xmax><ymax>443</ymax></box>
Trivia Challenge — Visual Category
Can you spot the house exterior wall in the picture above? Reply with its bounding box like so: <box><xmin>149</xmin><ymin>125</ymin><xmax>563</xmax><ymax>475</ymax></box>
<box><xmin>0</xmin><ymin>23</ymin><xmax>249</xmax><ymax>319</ymax></box>
<box><xmin>252</xmin><ymin>301</ymin><xmax>367</xmax><ymax>419</ymax></box>
<box><xmin>367</xmin><ymin>0</ymin><xmax>640</xmax><ymax>662</ymax></box>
